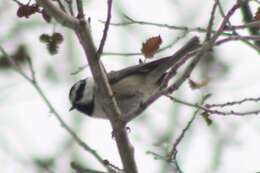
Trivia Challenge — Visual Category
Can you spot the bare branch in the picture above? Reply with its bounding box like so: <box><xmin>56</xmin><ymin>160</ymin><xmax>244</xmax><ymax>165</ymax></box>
<box><xmin>97</xmin><ymin>0</ymin><xmax>113</xmax><ymax>57</ymax></box>
<box><xmin>126</xmin><ymin>3</ymin><xmax>241</xmax><ymax>123</ymax></box>
<box><xmin>103</xmin><ymin>32</ymin><xmax>188</xmax><ymax>57</ymax></box>
<box><xmin>216</xmin><ymin>1</ymin><xmax>260</xmax><ymax>53</ymax></box>
<box><xmin>215</xmin><ymin>35</ymin><xmax>260</xmax><ymax>45</ymax></box>
<box><xmin>167</xmin><ymin>96</ymin><xmax>260</xmax><ymax>116</ymax></box>
<box><xmin>206</xmin><ymin>96</ymin><xmax>260</xmax><ymax>108</ymax></box>
<box><xmin>106</xmin><ymin>15</ymin><xmax>233</xmax><ymax>36</ymax></box>
<box><xmin>167</xmin><ymin>94</ymin><xmax>210</xmax><ymax>162</ymax></box>
<box><xmin>161</xmin><ymin>49</ymin><xmax>198</xmax><ymax>88</ymax></box>
<box><xmin>227</xmin><ymin>21</ymin><xmax>260</xmax><ymax>30</ymax></box>
<box><xmin>76</xmin><ymin>0</ymin><xmax>84</xmax><ymax>18</ymax></box>
<box><xmin>206</xmin><ymin>0</ymin><xmax>219</xmax><ymax>40</ymax></box>
<box><xmin>35</xmin><ymin>1</ymin><xmax>139</xmax><ymax>172</ymax></box>
<box><xmin>35</xmin><ymin>0</ymin><xmax>78</xmax><ymax>29</ymax></box>
<box><xmin>239</xmin><ymin>0</ymin><xmax>260</xmax><ymax>46</ymax></box>
<box><xmin>211</xmin><ymin>4</ymin><xmax>240</xmax><ymax>41</ymax></box>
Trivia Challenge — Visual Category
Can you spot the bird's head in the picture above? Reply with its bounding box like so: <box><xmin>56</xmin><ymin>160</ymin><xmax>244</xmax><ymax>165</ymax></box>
<box><xmin>69</xmin><ymin>78</ymin><xmax>95</xmax><ymax>116</ymax></box>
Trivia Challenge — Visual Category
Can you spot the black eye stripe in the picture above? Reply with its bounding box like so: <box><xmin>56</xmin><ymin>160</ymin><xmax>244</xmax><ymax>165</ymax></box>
<box><xmin>69</xmin><ymin>85</ymin><xmax>76</xmax><ymax>99</ymax></box>
<box><xmin>75</xmin><ymin>80</ymin><xmax>86</xmax><ymax>101</ymax></box>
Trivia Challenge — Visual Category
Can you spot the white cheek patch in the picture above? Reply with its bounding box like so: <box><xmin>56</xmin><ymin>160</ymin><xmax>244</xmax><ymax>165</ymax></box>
<box><xmin>79</xmin><ymin>78</ymin><xmax>95</xmax><ymax>104</ymax></box>
<box><xmin>70</xmin><ymin>82</ymin><xmax>81</xmax><ymax>104</ymax></box>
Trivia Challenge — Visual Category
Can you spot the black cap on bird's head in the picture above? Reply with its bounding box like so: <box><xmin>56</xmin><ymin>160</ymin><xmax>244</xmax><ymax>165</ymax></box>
<box><xmin>69</xmin><ymin>79</ymin><xmax>86</xmax><ymax>106</ymax></box>
<box><xmin>68</xmin><ymin>78</ymin><xmax>95</xmax><ymax>116</ymax></box>
<box><xmin>69</xmin><ymin>79</ymin><xmax>86</xmax><ymax>113</ymax></box>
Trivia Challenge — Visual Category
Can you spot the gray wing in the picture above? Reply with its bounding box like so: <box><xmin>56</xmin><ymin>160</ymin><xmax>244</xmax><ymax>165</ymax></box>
<box><xmin>108</xmin><ymin>36</ymin><xmax>200</xmax><ymax>84</ymax></box>
<box><xmin>108</xmin><ymin>56</ymin><xmax>172</xmax><ymax>84</ymax></box>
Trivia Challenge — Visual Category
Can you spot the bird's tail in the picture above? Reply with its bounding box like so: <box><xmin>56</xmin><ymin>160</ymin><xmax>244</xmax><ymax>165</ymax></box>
<box><xmin>147</xmin><ymin>36</ymin><xmax>200</xmax><ymax>84</ymax></box>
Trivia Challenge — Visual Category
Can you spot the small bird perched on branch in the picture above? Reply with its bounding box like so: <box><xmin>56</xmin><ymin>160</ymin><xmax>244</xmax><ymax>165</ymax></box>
<box><xmin>69</xmin><ymin>36</ymin><xmax>199</xmax><ymax>119</ymax></box>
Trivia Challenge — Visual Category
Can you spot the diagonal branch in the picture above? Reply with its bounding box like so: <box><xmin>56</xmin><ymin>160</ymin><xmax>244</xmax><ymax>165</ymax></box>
<box><xmin>0</xmin><ymin>46</ymin><xmax>110</xmax><ymax>171</ymax></box>
<box><xmin>167</xmin><ymin>95</ymin><xmax>210</xmax><ymax>161</ymax></box>
<box><xmin>239</xmin><ymin>0</ymin><xmax>260</xmax><ymax>46</ymax></box>
<box><xmin>123</xmin><ymin>3</ymin><xmax>241</xmax><ymax>123</ymax></box>
<box><xmin>206</xmin><ymin>0</ymin><xmax>219</xmax><ymax>41</ymax></box>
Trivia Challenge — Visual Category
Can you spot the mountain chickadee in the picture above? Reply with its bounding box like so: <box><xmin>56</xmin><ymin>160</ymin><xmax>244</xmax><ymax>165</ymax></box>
<box><xmin>69</xmin><ymin>37</ymin><xmax>199</xmax><ymax>119</ymax></box>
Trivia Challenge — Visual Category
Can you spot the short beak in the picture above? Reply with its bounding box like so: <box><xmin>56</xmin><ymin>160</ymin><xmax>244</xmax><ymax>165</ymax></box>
<box><xmin>69</xmin><ymin>106</ymin><xmax>75</xmax><ymax>111</ymax></box>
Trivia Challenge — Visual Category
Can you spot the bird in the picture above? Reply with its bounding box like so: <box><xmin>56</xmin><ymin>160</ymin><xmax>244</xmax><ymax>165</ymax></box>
<box><xmin>69</xmin><ymin>36</ymin><xmax>199</xmax><ymax>119</ymax></box>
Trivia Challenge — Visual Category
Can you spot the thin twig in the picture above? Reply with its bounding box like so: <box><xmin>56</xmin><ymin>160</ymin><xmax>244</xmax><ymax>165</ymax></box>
<box><xmin>103</xmin><ymin>32</ymin><xmax>188</xmax><ymax>57</ymax></box>
<box><xmin>215</xmin><ymin>35</ymin><xmax>260</xmax><ymax>45</ymax></box>
<box><xmin>97</xmin><ymin>0</ymin><xmax>113</xmax><ymax>58</ymax></box>
<box><xmin>216</xmin><ymin>0</ymin><xmax>234</xmax><ymax>33</ymax></box>
<box><xmin>76</xmin><ymin>0</ymin><xmax>84</xmax><ymax>19</ymax></box>
<box><xmin>167</xmin><ymin>94</ymin><xmax>210</xmax><ymax>161</ymax></box>
<box><xmin>163</xmin><ymin>4</ymin><xmax>242</xmax><ymax>122</ymax></box>
<box><xmin>105</xmin><ymin>15</ymin><xmax>233</xmax><ymax>36</ymax></box>
<box><xmin>226</xmin><ymin>21</ymin><xmax>260</xmax><ymax>30</ymax></box>
<box><xmin>161</xmin><ymin>49</ymin><xmax>198</xmax><ymax>88</ymax></box>
<box><xmin>206</xmin><ymin>0</ymin><xmax>219</xmax><ymax>40</ymax></box>
<box><xmin>216</xmin><ymin>1</ymin><xmax>260</xmax><ymax>53</ymax></box>
<box><xmin>167</xmin><ymin>96</ymin><xmax>260</xmax><ymax>116</ymax></box>
<box><xmin>239</xmin><ymin>0</ymin><xmax>260</xmax><ymax>46</ymax></box>
<box><xmin>206</xmin><ymin>96</ymin><xmax>260</xmax><ymax>108</ymax></box>
<box><xmin>212</xmin><ymin>4</ymin><xmax>240</xmax><ymax>41</ymax></box>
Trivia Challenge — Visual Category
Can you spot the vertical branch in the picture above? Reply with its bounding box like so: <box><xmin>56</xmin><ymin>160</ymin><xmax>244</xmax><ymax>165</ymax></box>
<box><xmin>35</xmin><ymin>1</ymin><xmax>139</xmax><ymax>173</ymax></box>
<box><xmin>75</xmin><ymin>15</ymin><xmax>139</xmax><ymax>173</ymax></box>
<box><xmin>97</xmin><ymin>0</ymin><xmax>113</xmax><ymax>57</ymax></box>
